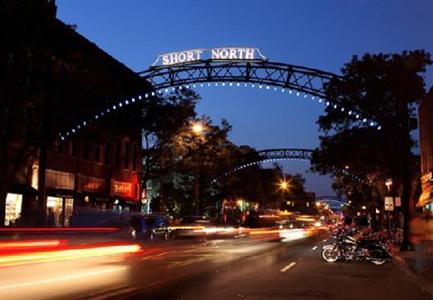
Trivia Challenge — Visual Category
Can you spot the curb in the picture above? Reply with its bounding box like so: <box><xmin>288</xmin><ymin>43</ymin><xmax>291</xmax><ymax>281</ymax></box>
<box><xmin>393</xmin><ymin>254</ymin><xmax>433</xmax><ymax>298</ymax></box>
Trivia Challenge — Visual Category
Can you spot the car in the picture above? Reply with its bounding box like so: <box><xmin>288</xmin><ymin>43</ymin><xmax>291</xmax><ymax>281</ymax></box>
<box><xmin>129</xmin><ymin>215</ymin><xmax>170</xmax><ymax>241</ymax></box>
<box><xmin>170</xmin><ymin>215</ymin><xmax>211</xmax><ymax>238</ymax></box>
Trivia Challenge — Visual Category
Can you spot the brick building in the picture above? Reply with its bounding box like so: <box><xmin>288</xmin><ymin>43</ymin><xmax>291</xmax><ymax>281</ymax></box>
<box><xmin>2</xmin><ymin>1</ymin><xmax>151</xmax><ymax>226</ymax></box>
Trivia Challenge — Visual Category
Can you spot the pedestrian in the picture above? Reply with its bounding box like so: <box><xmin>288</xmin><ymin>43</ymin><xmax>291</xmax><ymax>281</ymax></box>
<box><xmin>47</xmin><ymin>207</ymin><xmax>55</xmax><ymax>227</ymax></box>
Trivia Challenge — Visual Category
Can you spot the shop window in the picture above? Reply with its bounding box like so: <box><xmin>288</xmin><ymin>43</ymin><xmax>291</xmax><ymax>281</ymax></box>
<box><xmin>64</xmin><ymin>198</ymin><xmax>74</xmax><ymax>227</ymax></box>
<box><xmin>124</xmin><ymin>141</ymin><xmax>130</xmax><ymax>169</ymax></box>
<box><xmin>5</xmin><ymin>193</ymin><xmax>22</xmax><ymax>226</ymax></box>
<box><xmin>47</xmin><ymin>196</ymin><xmax>62</xmax><ymax>227</ymax></box>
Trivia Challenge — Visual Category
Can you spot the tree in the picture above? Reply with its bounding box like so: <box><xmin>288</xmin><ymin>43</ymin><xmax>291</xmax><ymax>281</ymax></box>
<box><xmin>171</xmin><ymin>116</ymin><xmax>238</xmax><ymax>215</ymax></box>
<box><xmin>140</xmin><ymin>88</ymin><xmax>198</xmax><ymax>184</ymax></box>
<box><xmin>311</xmin><ymin>51</ymin><xmax>432</xmax><ymax>250</ymax></box>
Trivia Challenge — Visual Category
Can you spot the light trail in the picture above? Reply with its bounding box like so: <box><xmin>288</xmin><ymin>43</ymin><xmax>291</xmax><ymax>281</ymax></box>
<box><xmin>0</xmin><ymin>243</ymin><xmax>141</xmax><ymax>267</ymax></box>
<box><xmin>0</xmin><ymin>266</ymin><xmax>127</xmax><ymax>291</ymax></box>
<box><xmin>0</xmin><ymin>240</ymin><xmax>65</xmax><ymax>249</ymax></box>
<box><xmin>0</xmin><ymin>227</ymin><xmax>119</xmax><ymax>232</ymax></box>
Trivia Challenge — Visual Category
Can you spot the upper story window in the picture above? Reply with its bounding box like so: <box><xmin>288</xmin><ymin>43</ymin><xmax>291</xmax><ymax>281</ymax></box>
<box><xmin>132</xmin><ymin>145</ymin><xmax>137</xmax><ymax>171</ymax></box>
<box><xmin>124</xmin><ymin>141</ymin><xmax>130</xmax><ymax>169</ymax></box>
<box><xmin>104</xmin><ymin>141</ymin><xmax>110</xmax><ymax>165</ymax></box>
<box><xmin>83</xmin><ymin>140</ymin><xmax>90</xmax><ymax>160</ymax></box>
<box><xmin>114</xmin><ymin>140</ymin><xmax>120</xmax><ymax>167</ymax></box>
<box><xmin>94</xmin><ymin>141</ymin><xmax>100</xmax><ymax>162</ymax></box>
<box><xmin>71</xmin><ymin>139</ymin><xmax>77</xmax><ymax>157</ymax></box>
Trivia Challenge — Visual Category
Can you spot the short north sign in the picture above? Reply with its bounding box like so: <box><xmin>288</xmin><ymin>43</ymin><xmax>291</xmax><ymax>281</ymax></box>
<box><xmin>152</xmin><ymin>47</ymin><xmax>267</xmax><ymax>67</ymax></box>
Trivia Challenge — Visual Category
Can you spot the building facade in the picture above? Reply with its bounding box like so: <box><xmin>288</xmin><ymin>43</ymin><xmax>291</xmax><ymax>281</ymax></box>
<box><xmin>2</xmin><ymin>0</ymin><xmax>150</xmax><ymax>226</ymax></box>
<box><xmin>418</xmin><ymin>87</ymin><xmax>433</xmax><ymax>211</ymax></box>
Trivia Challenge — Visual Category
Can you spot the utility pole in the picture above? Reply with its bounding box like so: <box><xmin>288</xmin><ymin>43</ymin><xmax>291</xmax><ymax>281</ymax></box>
<box><xmin>400</xmin><ymin>104</ymin><xmax>414</xmax><ymax>251</ymax></box>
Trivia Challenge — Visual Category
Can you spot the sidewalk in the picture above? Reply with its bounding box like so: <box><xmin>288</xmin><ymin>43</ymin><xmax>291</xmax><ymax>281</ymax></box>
<box><xmin>393</xmin><ymin>218</ymin><xmax>433</xmax><ymax>297</ymax></box>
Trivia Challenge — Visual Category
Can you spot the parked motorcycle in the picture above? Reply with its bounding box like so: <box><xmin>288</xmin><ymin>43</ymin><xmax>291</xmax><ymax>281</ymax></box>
<box><xmin>321</xmin><ymin>228</ymin><xmax>391</xmax><ymax>265</ymax></box>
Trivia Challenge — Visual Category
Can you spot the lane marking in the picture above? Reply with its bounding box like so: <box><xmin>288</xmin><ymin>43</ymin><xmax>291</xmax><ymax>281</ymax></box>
<box><xmin>141</xmin><ymin>251</ymin><xmax>175</xmax><ymax>260</ymax></box>
<box><xmin>92</xmin><ymin>286</ymin><xmax>139</xmax><ymax>300</ymax></box>
<box><xmin>280</xmin><ymin>262</ymin><xmax>296</xmax><ymax>272</ymax></box>
<box><xmin>311</xmin><ymin>245</ymin><xmax>318</xmax><ymax>251</ymax></box>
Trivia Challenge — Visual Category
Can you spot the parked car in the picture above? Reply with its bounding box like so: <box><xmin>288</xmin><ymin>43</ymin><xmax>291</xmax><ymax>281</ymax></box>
<box><xmin>98</xmin><ymin>214</ymin><xmax>171</xmax><ymax>241</ymax></box>
<box><xmin>129</xmin><ymin>215</ymin><xmax>170</xmax><ymax>241</ymax></box>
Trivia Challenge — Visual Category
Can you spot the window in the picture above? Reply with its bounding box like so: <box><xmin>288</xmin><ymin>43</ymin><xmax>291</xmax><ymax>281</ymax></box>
<box><xmin>83</xmin><ymin>140</ymin><xmax>90</xmax><ymax>160</ymax></box>
<box><xmin>114</xmin><ymin>140</ymin><xmax>120</xmax><ymax>167</ymax></box>
<box><xmin>124</xmin><ymin>141</ymin><xmax>130</xmax><ymax>169</ymax></box>
<box><xmin>104</xmin><ymin>141</ymin><xmax>110</xmax><ymax>164</ymax></box>
<box><xmin>71</xmin><ymin>139</ymin><xmax>77</xmax><ymax>157</ymax></box>
<box><xmin>94</xmin><ymin>142</ymin><xmax>100</xmax><ymax>162</ymax></box>
<box><xmin>132</xmin><ymin>145</ymin><xmax>137</xmax><ymax>171</ymax></box>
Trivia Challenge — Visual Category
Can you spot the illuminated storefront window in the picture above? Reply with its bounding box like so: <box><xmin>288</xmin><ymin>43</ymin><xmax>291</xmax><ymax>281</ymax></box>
<box><xmin>5</xmin><ymin>193</ymin><xmax>22</xmax><ymax>226</ymax></box>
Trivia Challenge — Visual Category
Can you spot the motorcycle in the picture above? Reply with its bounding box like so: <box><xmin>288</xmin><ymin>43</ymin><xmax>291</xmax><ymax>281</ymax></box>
<box><xmin>321</xmin><ymin>228</ymin><xmax>391</xmax><ymax>265</ymax></box>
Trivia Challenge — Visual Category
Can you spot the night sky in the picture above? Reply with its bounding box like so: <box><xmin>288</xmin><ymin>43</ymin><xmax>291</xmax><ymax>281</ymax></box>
<box><xmin>56</xmin><ymin>0</ymin><xmax>433</xmax><ymax>197</ymax></box>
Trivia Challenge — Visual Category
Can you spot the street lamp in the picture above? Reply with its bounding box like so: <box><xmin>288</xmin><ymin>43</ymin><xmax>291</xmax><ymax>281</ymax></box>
<box><xmin>191</xmin><ymin>121</ymin><xmax>204</xmax><ymax>135</ymax></box>
<box><xmin>278</xmin><ymin>179</ymin><xmax>290</xmax><ymax>192</ymax></box>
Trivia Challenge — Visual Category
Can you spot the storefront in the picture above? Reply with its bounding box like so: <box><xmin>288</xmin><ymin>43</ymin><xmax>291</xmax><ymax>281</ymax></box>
<box><xmin>45</xmin><ymin>169</ymin><xmax>75</xmax><ymax>227</ymax></box>
<box><xmin>110</xmin><ymin>179</ymin><xmax>139</xmax><ymax>212</ymax></box>
<box><xmin>4</xmin><ymin>193</ymin><xmax>23</xmax><ymax>226</ymax></box>
<box><xmin>77</xmin><ymin>174</ymin><xmax>110</xmax><ymax>210</ymax></box>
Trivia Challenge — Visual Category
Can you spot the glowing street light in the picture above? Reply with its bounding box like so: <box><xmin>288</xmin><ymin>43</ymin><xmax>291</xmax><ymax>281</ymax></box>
<box><xmin>278</xmin><ymin>179</ymin><xmax>290</xmax><ymax>192</ymax></box>
<box><xmin>191</xmin><ymin>121</ymin><xmax>204</xmax><ymax>135</ymax></box>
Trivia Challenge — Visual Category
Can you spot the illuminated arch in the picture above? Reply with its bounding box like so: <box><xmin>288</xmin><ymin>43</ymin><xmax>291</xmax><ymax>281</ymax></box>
<box><xmin>212</xmin><ymin>148</ymin><xmax>313</xmax><ymax>183</ymax></box>
<box><xmin>58</xmin><ymin>58</ymin><xmax>381</xmax><ymax>140</ymax></box>
<box><xmin>211</xmin><ymin>148</ymin><xmax>365</xmax><ymax>184</ymax></box>
<box><xmin>139</xmin><ymin>60</ymin><xmax>335</xmax><ymax>98</ymax></box>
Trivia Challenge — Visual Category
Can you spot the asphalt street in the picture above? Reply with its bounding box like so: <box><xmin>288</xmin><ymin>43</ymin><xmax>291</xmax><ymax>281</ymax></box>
<box><xmin>128</xmin><ymin>234</ymin><xmax>431</xmax><ymax>300</ymax></box>
<box><xmin>1</xmin><ymin>231</ymin><xmax>431</xmax><ymax>300</ymax></box>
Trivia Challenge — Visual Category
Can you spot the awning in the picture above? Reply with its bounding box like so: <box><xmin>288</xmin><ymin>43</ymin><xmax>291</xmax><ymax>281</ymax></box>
<box><xmin>417</xmin><ymin>184</ymin><xmax>433</xmax><ymax>207</ymax></box>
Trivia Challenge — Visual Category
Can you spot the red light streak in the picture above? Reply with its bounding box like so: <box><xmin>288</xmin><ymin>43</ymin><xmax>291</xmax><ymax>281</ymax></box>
<box><xmin>0</xmin><ymin>242</ymin><xmax>142</xmax><ymax>267</ymax></box>
<box><xmin>0</xmin><ymin>227</ymin><xmax>119</xmax><ymax>233</ymax></box>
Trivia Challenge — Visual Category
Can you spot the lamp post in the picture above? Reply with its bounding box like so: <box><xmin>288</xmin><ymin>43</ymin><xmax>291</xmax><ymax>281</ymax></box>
<box><xmin>190</xmin><ymin>120</ymin><xmax>206</xmax><ymax>214</ymax></box>
<box><xmin>278</xmin><ymin>177</ymin><xmax>291</xmax><ymax>210</ymax></box>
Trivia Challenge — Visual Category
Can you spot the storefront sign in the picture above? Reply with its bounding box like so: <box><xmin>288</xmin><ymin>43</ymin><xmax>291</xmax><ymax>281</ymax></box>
<box><xmin>394</xmin><ymin>197</ymin><xmax>401</xmax><ymax>207</ymax></box>
<box><xmin>111</xmin><ymin>180</ymin><xmax>133</xmax><ymax>198</ymax></box>
<box><xmin>79</xmin><ymin>175</ymin><xmax>107</xmax><ymax>193</ymax></box>
<box><xmin>152</xmin><ymin>47</ymin><xmax>267</xmax><ymax>66</ymax></box>
<box><xmin>384</xmin><ymin>197</ymin><xmax>394</xmax><ymax>211</ymax></box>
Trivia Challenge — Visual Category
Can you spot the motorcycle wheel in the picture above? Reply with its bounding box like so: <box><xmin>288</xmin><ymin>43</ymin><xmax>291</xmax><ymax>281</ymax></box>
<box><xmin>322</xmin><ymin>245</ymin><xmax>340</xmax><ymax>263</ymax></box>
<box><xmin>371</xmin><ymin>258</ymin><xmax>386</xmax><ymax>265</ymax></box>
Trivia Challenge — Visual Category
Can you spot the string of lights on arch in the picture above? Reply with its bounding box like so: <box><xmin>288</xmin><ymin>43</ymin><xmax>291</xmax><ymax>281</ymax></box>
<box><xmin>57</xmin><ymin>82</ymin><xmax>382</xmax><ymax>142</ymax></box>
<box><xmin>210</xmin><ymin>157</ymin><xmax>366</xmax><ymax>185</ymax></box>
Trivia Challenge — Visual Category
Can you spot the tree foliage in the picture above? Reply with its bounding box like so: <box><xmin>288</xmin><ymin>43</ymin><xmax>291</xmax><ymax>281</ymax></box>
<box><xmin>311</xmin><ymin>50</ymin><xmax>432</xmax><ymax>213</ymax></box>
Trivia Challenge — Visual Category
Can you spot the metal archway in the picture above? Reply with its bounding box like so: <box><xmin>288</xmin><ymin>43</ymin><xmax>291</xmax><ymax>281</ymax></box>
<box><xmin>138</xmin><ymin>59</ymin><xmax>338</xmax><ymax>99</ymax></box>
<box><xmin>212</xmin><ymin>148</ymin><xmax>313</xmax><ymax>183</ymax></box>
<box><xmin>58</xmin><ymin>55</ymin><xmax>381</xmax><ymax>141</ymax></box>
